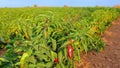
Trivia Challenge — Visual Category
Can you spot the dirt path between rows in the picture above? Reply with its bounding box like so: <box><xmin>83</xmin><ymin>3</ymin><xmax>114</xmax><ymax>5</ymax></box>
<box><xmin>77</xmin><ymin>17</ymin><xmax>120</xmax><ymax>68</ymax></box>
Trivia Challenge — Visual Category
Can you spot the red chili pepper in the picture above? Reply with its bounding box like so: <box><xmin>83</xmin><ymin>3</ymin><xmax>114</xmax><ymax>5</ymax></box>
<box><xmin>54</xmin><ymin>58</ymin><xmax>59</xmax><ymax>63</ymax></box>
<box><xmin>67</xmin><ymin>45</ymin><xmax>74</xmax><ymax>59</ymax></box>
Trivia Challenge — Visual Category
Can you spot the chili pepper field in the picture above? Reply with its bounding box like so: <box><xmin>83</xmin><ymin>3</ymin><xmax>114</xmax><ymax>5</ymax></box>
<box><xmin>0</xmin><ymin>7</ymin><xmax>120</xmax><ymax>68</ymax></box>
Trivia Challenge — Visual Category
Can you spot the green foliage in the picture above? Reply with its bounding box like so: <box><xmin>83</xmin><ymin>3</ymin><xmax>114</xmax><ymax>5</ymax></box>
<box><xmin>0</xmin><ymin>7</ymin><xmax>119</xmax><ymax>68</ymax></box>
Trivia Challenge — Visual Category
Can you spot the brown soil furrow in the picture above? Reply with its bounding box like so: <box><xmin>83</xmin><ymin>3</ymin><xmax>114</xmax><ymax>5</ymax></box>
<box><xmin>77</xmin><ymin>17</ymin><xmax>120</xmax><ymax>68</ymax></box>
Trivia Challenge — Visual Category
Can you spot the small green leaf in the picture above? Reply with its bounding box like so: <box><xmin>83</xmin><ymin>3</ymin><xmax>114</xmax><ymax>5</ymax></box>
<box><xmin>28</xmin><ymin>56</ymin><xmax>36</xmax><ymax>64</ymax></box>
<box><xmin>51</xmin><ymin>51</ymin><xmax>57</xmax><ymax>61</ymax></box>
<box><xmin>58</xmin><ymin>41</ymin><xmax>69</xmax><ymax>51</ymax></box>
<box><xmin>0</xmin><ymin>58</ymin><xmax>9</xmax><ymax>62</ymax></box>
<box><xmin>46</xmin><ymin>62</ymin><xmax>53</xmax><ymax>67</ymax></box>
<box><xmin>82</xmin><ymin>40</ymin><xmax>88</xmax><ymax>53</ymax></box>
<box><xmin>52</xmin><ymin>39</ymin><xmax>56</xmax><ymax>51</ymax></box>
<box><xmin>58</xmin><ymin>51</ymin><xmax>63</xmax><ymax>63</ymax></box>
<box><xmin>36</xmin><ymin>62</ymin><xmax>46</xmax><ymax>67</ymax></box>
<box><xmin>27</xmin><ymin>48</ymin><xmax>33</xmax><ymax>56</ymax></box>
<box><xmin>20</xmin><ymin>53</ymin><xmax>29</xmax><ymax>68</ymax></box>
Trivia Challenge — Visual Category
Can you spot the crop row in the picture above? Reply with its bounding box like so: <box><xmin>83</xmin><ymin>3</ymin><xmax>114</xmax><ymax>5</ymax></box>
<box><xmin>0</xmin><ymin>7</ymin><xmax>119</xmax><ymax>68</ymax></box>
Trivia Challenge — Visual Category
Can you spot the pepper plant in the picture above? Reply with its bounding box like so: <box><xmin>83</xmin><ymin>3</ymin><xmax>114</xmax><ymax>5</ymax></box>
<box><xmin>0</xmin><ymin>7</ymin><xmax>119</xmax><ymax>68</ymax></box>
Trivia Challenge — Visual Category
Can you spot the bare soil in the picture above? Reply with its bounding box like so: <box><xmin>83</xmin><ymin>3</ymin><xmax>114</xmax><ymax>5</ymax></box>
<box><xmin>77</xmin><ymin>17</ymin><xmax>120</xmax><ymax>68</ymax></box>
